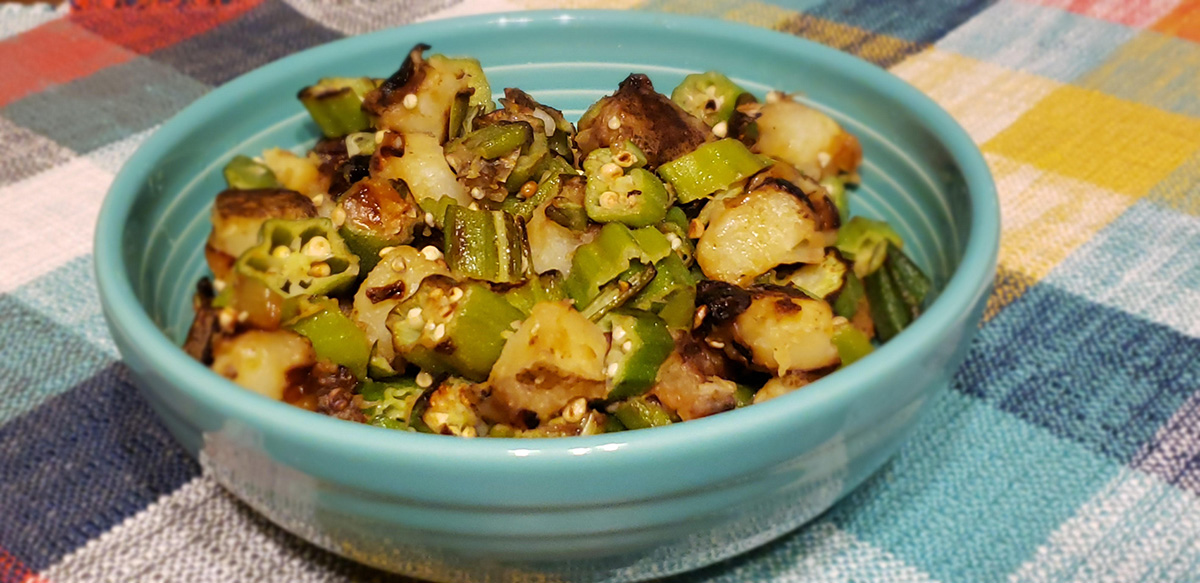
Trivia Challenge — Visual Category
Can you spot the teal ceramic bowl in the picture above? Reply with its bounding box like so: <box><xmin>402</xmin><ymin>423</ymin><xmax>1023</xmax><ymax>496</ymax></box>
<box><xmin>95</xmin><ymin>10</ymin><xmax>998</xmax><ymax>583</ymax></box>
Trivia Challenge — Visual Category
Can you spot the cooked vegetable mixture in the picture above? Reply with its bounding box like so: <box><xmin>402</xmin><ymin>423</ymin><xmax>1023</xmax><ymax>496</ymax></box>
<box><xmin>184</xmin><ymin>45</ymin><xmax>931</xmax><ymax>438</ymax></box>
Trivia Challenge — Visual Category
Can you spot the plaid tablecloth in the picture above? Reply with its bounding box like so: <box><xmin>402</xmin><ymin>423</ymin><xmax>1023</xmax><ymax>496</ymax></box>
<box><xmin>3</xmin><ymin>0</ymin><xmax>1200</xmax><ymax>581</ymax></box>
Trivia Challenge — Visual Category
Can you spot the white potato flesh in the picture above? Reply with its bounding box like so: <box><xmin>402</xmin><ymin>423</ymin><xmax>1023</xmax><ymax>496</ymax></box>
<box><xmin>527</xmin><ymin>199</ymin><xmax>595</xmax><ymax>274</ymax></box>
<box><xmin>486</xmin><ymin>301</ymin><xmax>608</xmax><ymax>421</ymax></box>
<box><xmin>372</xmin><ymin>56</ymin><xmax>467</xmax><ymax>143</ymax></box>
<box><xmin>649</xmin><ymin>351</ymin><xmax>738</xmax><ymax>421</ymax></box>
<box><xmin>423</xmin><ymin>381</ymin><xmax>484</xmax><ymax>437</ymax></box>
<box><xmin>373</xmin><ymin>132</ymin><xmax>470</xmax><ymax>206</ymax></box>
<box><xmin>696</xmin><ymin>188</ymin><xmax>827</xmax><ymax>286</ymax></box>
<box><xmin>210</xmin><ymin>330</ymin><xmax>315</xmax><ymax>400</ymax></box>
<box><xmin>734</xmin><ymin>294</ymin><xmax>839</xmax><ymax>374</ymax></box>
<box><xmin>261</xmin><ymin>148</ymin><xmax>327</xmax><ymax>198</ymax></box>
<box><xmin>754</xmin><ymin>100</ymin><xmax>860</xmax><ymax>180</ymax></box>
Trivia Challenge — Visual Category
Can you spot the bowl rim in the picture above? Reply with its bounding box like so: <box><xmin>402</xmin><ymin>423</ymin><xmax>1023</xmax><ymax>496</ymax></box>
<box><xmin>94</xmin><ymin>9</ymin><xmax>999</xmax><ymax>467</ymax></box>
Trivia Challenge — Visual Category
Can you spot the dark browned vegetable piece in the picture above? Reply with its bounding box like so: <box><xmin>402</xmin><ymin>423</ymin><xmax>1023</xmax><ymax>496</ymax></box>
<box><xmin>183</xmin><ymin>278</ymin><xmax>220</xmax><ymax>364</ymax></box>
<box><xmin>574</xmin><ymin>74</ymin><xmax>714</xmax><ymax>170</ymax></box>
<box><xmin>205</xmin><ymin>188</ymin><xmax>318</xmax><ymax>281</ymax></box>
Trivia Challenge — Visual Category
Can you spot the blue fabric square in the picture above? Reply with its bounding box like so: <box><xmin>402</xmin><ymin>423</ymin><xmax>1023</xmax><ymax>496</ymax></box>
<box><xmin>954</xmin><ymin>281</ymin><xmax>1200</xmax><ymax>464</ymax></box>
<box><xmin>0</xmin><ymin>363</ymin><xmax>199</xmax><ymax>570</ymax></box>
<box><xmin>149</xmin><ymin>0</ymin><xmax>342</xmax><ymax>87</ymax></box>
<box><xmin>936</xmin><ymin>0</ymin><xmax>1136</xmax><ymax>83</ymax></box>
<box><xmin>807</xmin><ymin>0</ymin><xmax>997</xmax><ymax>44</ymax></box>
<box><xmin>830</xmin><ymin>390</ymin><xmax>1117</xmax><ymax>582</ymax></box>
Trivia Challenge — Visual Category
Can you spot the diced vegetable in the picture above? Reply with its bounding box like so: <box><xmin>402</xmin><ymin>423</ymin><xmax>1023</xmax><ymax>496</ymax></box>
<box><xmin>656</xmin><ymin>138</ymin><xmax>767</xmax><ymax>204</ymax></box>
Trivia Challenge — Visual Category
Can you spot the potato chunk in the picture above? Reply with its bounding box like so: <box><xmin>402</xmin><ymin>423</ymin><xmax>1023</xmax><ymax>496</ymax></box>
<box><xmin>484</xmin><ymin>301</ymin><xmax>608</xmax><ymax>425</ymax></box>
<box><xmin>753</xmin><ymin>98</ymin><xmax>861</xmax><ymax>180</ymax></box>
<box><xmin>205</xmin><ymin>189</ymin><xmax>317</xmax><ymax>280</ymax></box>
<box><xmin>733</xmin><ymin>291</ymin><xmax>839</xmax><ymax>374</ymax></box>
<box><xmin>210</xmin><ymin>330</ymin><xmax>316</xmax><ymax>400</ymax></box>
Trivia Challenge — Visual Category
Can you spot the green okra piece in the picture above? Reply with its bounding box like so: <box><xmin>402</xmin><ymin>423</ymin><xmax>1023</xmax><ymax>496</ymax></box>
<box><xmin>579</xmin><ymin>262</ymin><xmax>657</xmax><ymax>322</ymax></box>
<box><xmin>820</xmin><ymin>175</ymin><xmax>850</xmax><ymax>225</ymax></box>
<box><xmin>831</xmin><ymin>323</ymin><xmax>874</xmax><ymax>367</ymax></box>
<box><xmin>501</xmin><ymin>157</ymin><xmax>578</xmax><ymax>220</ymax></box>
<box><xmin>836</xmin><ymin>216</ymin><xmax>903</xmax><ymax>278</ymax></box>
<box><xmin>443</xmin><ymin>205</ymin><xmax>530</xmax><ymax>284</ymax></box>
<box><xmin>780</xmin><ymin>249</ymin><xmax>850</xmax><ymax>300</ymax></box>
<box><xmin>655</xmin><ymin>286</ymin><xmax>696</xmax><ymax>331</ymax></box>
<box><xmin>359</xmin><ymin>378</ymin><xmax>425</xmax><ymax>430</ymax></box>
<box><xmin>884</xmin><ymin>243</ymin><xmax>931</xmax><ymax>311</ymax></box>
<box><xmin>504</xmin><ymin>271</ymin><xmax>565</xmax><ymax>317</ymax></box>
<box><xmin>629</xmin><ymin>253</ymin><xmax>694</xmax><ymax>312</ymax></box>
<box><xmin>604</xmin><ymin>310</ymin><xmax>674</xmax><ymax>400</ymax></box>
<box><xmin>833</xmin><ymin>270</ymin><xmax>866</xmax><ymax>321</ymax></box>
<box><xmin>612</xmin><ymin>396</ymin><xmax>674</xmax><ymax>430</ymax></box>
<box><xmin>223</xmin><ymin>155</ymin><xmax>280</xmax><ymax>190</ymax></box>
<box><xmin>583</xmin><ymin>144</ymin><xmax>669</xmax><ymax>227</ymax></box>
<box><xmin>235</xmin><ymin>218</ymin><xmax>360</xmax><ymax>298</ymax></box>
<box><xmin>386</xmin><ymin>279</ymin><xmax>525</xmax><ymax>381</ymax></box>
<box><xmin>670</xmin><ymin>71</ymin><xmax>746</xmax><ymax>127</ymax></box>
<box><xmin>864</xmin><ymin>266</ymin><xmax>911</xmax><ymax>342</ymax></box>
<box><xmin>446</xmin><ymin>122</ymin><xmax>531</xmax><ymax>161</ymax></box>
<box><xmin>288</xmin><ymin>305</ymin><xmax>371</xmax><ymax>379</ymax></box>
<box><xmin>336</xmin><ymin>177</ymin><xmax>419</xmax><ymax>274</ymax></box>
<box><xmin>656</xmin><ymin>138</ymin><xmax>767</xmax><ymax>204</ymax></box>
<box><xmin>562</xmin><ymin>223</ymin><xmax>671</xmax><ymax>307</ymax></box>
<box><xmin>298</xmin><ymin>77</ymin><xmax>379</xmax><ymax>138</ymax></box>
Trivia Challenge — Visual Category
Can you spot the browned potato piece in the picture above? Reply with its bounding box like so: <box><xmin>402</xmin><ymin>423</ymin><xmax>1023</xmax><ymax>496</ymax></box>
<box><xmin>205</xmin><ymin>189</ymin><xmax>317</xmax><ymax>280</ymax></box>
<box><xmin>733</xmin><ymin>290</ymin><xmax>839</xmax><ymax>375</ymax></box>
<box><xmin>575</xmin><ymin>74</ymin><xmax>713</xmax><ymax>169</ymax></box>
<box><xmin>210</xmin><ymin>329</ymin><xmax>316</xmax><ymax>401</ymax></box>
<box><xmin>648</xmin><ymin>335</ymin><xmax>738</xmax><ymax>421</ymax></box>
<box><xmin>483</xmin><ymin>301</ymin><xmax>608</xmax><ymax>426</ymax></box>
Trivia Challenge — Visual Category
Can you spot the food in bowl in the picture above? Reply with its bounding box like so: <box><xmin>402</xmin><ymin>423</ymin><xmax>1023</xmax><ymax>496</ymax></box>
<box><xmin>183</xmin><ymin>44</ymin><xmax>931</xmax><ymax>438</ymax></box>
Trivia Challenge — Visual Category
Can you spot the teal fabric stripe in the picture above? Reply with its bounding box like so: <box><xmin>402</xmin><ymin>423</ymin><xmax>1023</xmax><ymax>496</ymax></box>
<box><xmin>829</xmin><ymin>390</ymin><xmax>1118</xmax><ymax>582</ymax></box>
<box><xmin>936</xmin><ymin>0</ymin><xmax>1136</xmax><ymax>83</ymax></box>
<box><xmin>0</xmin><ymin>57</ymin><xmax>209</xmax><ymax>154</ymax></box>
<box><xmin>0</xmin><ymin>295</ymin><xmax>114</xmax><ymax>426</ymax></box>
<box><xmin>1079</xmin><ymin>31</ymin><xmax>1200</xmax><ymax>118</ymax></box>
<box><xmin>11</xmin><ymin>255</ymin><xmax>116</xmax><ymax>358</ymax></box>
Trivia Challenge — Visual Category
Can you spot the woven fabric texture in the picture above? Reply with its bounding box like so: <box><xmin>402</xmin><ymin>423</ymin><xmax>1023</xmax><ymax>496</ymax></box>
<box><xmin>2</xmin><ymin>0</ymin><xmax>1200</xmax><ymax>581</ymax></box>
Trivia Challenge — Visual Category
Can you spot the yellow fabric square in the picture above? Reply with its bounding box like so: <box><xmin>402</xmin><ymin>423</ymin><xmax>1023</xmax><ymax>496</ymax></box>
<box><xmin>987</xmin><ymin>153</ymin><xmax>1134</xmax><ymax>280</ymax></box>
<box><xmin>889</xmin><ymin>50</ymin><xmax>1060</xmax><ymax>144</ymax></box>
<box><xmin>723</xmin><ymin>3</ymin><xmax>798</xmax><ymax>29</ymax></box>
<box><xmin>777</xmin><ymin>14</ymin><xmax>923</xmax><ymax>69</ymax></box>
<box><xmin>984</xmin><ymin>86</ymin><xmax>1200</xmax><ymax>196</ymax></box>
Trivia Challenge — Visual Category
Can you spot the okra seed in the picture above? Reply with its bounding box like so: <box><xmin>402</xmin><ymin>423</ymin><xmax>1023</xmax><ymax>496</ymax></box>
<box><xmin>705</xmin><ymin>85</ymin><xmax>717</xmax><ymax>97</ymax></box>
<box><xmin>510</xmin><ymin>320</ymin><xmax>522</xmax><ymax>330</ymax></box>
<box><xmin>430</xmin><ymin>287</ymin><xmax>444</xmax><ymax>300</ymax></box>
<box><xmin>390</xmin><ymin>255</ymin><xmax>407</xmax><ymax>272</ymax></box>
<box><xmin>708</xmin><ymin>339</ymin><xmax>726</xmax><ymax>349</ymax></box>
<box><xmin>432</xmin><ymin>323</ymin><xmax>446</xmax><ymax>341</ymax></box>
<box><xmin>666</xmin><ymin>233</ymin><xmax>682</xmax><ymax>250</ymax></box>
<box><xmin>562</xmin><ymin>398</ymin><xmax>588</xmax><ymax>424</ymax></box>
<box><xmin>460</xmin><ymin>425</ymin><xmax>478</xmax><ymax>438</ymax></box>
<box><xmin>612</xmin><ymin>327</ymin><xmax>626</xmax><ymax>342</ymax></box>
<box><xmin>271</xmin><ymin>245</ymin><xmax>292</xmax><ymax>258</ymax></box>
<box><xmin>217</xmin><ymin>308</ymin><xmax>237</xmax><ymax>331</ymax></box>
<box><xmin>424</xmin><ymin>212</ymin><xmax>435</xmax><ymax>227</ymax></box>
<box><xmin>236</xmin><ymin>311</ymin><xmax>249</xmax><ymax>323</ymax></box>
<box><xmin>331</xmin><ymin>207</ymin><xmax>347</xmax><ymax>228</ymax></box>
<box><xmin>712</xmin><ymin>121</ymin><xmax>728</xmax><ymax>139</ymax></box>
<box><xmin>766</xmin><ymin>90</ymin><xmax>784</xmax><ymax>104</ymax></box>
<box><xmin>519</xmin><ymin>181</ymin><xmax>538</xmax><ymax>199</ymax></box>
<box><xmin>402</xmin><ymin>94</ymin><xmax>419</xmax><ymax>109</ymax></box>
<box><xmin>831</xmin><ymin>316</ymin><xmax>849</xmax><ymax>327</ymax></box>
<box><xmin>613</xmin><ymin>152</ymin><xmax>636</xmax><ymax>168</ymax></box>
<box><xmin>448</xmin><ymin>287</ymin><xmax>464</xmax><ymax>302</ymax></box>
<box><xmin>622</xmin><ymin>340</ymin><xmax>633</xmax><ymax>352</ymax></box>
<box><xmin>600</xmin><ymin>190</ymin><xmax>620</xmax><ymax>208</ymax></box>
<box><xmin>378</xmin><ymin>246</ymin><xmax>395</xmax><ymax>258</ymax></box>
<box><xmin>605</xmin><ymin>362</ymin><xmax>619</xmax><ymax>378</ymax></box>
<box><xmin>407</xmin><ymin>308</ymin><xmax>424</xmax><ymax>327</ymax></box>
<box><xmin>311</xmin><ymin>194</ymin><xmax>325</xmax><ymax>206</ymax></box>
<box><xmin>693</xmin><ymin>305</ymin><xmax>708</xmax><ymax>329</ymax></box>
<box><xmin>817</xmin><ymin>151</ymin><xmax>832</xmax><ymax>168</ymax></box>
<box><xmin>468</xmin><ymin>202</ymin><xmax>479</xmax><ymax>211</ymax></box>
<box><xmin>424</xmin><ymin>321</ymin><xmax>436</xmax><ymax>333</ymax></box>
<box><xmin>607</xmin><ymin>116</ymin><xmax>621</xmax><ymax>130</ymax></box>
<box><xmin>212</xmin><ymin>279</ymin><xmax>227</xmax><ymax>292</ymax></box>
<box><xmin>420</xmin><ymin>246</ymin><xmax>443</xmax><ymax>261</ymax></box>
<box><xmin>375</xmin><ymin>130</ymin><xmax>387</xmax><ymax>143</ymax></box>
<box><xmin>303</xmin><ymin>236</ymin><xmax>331</xmax><ymax>258</ymax></box>
<box><xmin>308</xmin><ymin>262</ymin><xmax>331</xmax><ymax>277</ymax></box>
<box><xmin>470</xmin><ymin>187</ymin><xmax>485</xmax><ymax>200</ymax></box>
<box><xmin>416</xmin><ymin>371</ymin><xmax>433</xmax><ymax>388</ymax></box>
<box><xmin>600</xmin><ymin>162</ymin><xmax>623</xmax><ymax>180</ymax></box>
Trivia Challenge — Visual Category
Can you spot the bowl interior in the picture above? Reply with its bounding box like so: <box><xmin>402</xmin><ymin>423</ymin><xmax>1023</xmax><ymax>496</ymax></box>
<box><xmin>97</xmin><ymin>11</ymin><xmax>997</xmax><ymax>463</ymax></box>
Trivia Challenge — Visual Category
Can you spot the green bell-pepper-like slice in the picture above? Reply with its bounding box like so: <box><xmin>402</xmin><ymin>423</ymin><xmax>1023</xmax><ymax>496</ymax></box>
<box><xmin>386</xmin><ymin>279</ymin><xmax>525</xmax><ymax>381</ymax></box>
<box><xmin>288</xmin><ymin>305</ymin><xmax>371</xmax><ymax>379</ymax></box>
<box><xmin>670</xmin><ymin>71</ymin><xmax>745</xmax><ymax>127</ymax></box>
<box><xmin>837</xmin><ymin>216</ymin><xmax>903</xmax><ymax>278</ymax></box>
<box><xmin>223</xmin><ymin>155</ymin><xmax>280</xmax><ymax>190</ymax></box>
<box><xmin>443</xmin><ymin>205</ymin><xmax>530</xmax><ymax>284</ymax></box>
<box><xmin>605</xmin><ymin>310</ymin><xmax>674</xmax><ymax>400</ymax></box>
<box><xmin>235</xmin><ymin>218</ymin><xmax>360</xmax><ymax>298</ymax></box>
<box><xmin>612</xmin><ymin>396</ymin><xmax>674</xmax><ymax>430</ymax></box>
<box><xmin>582</xmin><ymin>144</ymin><xmax>669</xmax><ymax>227</ymax></box>
<box><xmin>298</xmin><ymin>77</ymin><xmax>379</xmax><ymax>138</ymax></box>
<box><xmin>562</xmin><ymin>223</ymin><xmax>672</xmax><ymax>308</ymax></box>
<box><xmin>656</xmin><ymin>138</ymin><xmax>768</xmax><ymax>204</ymax></box>
<box><xmin>832</xmin><ymin>323</ymin><xmax>874</xmax><ymax>367</ymax></box>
